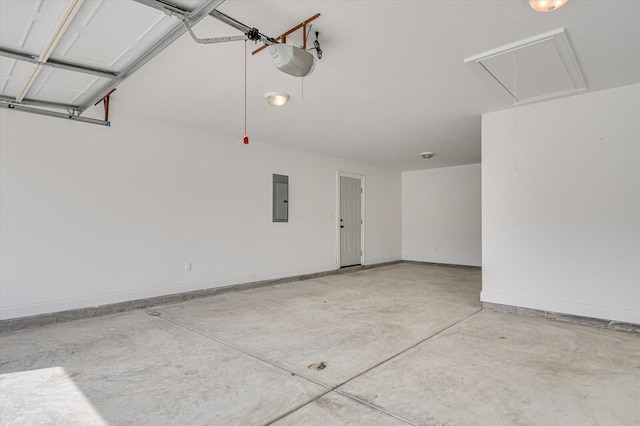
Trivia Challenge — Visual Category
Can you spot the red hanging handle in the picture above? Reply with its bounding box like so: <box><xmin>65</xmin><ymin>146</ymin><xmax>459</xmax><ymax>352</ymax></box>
<box><xmin>243</xmin><ymin>39</ymin><xmax>249</xmax><ymax>144</ymax></box>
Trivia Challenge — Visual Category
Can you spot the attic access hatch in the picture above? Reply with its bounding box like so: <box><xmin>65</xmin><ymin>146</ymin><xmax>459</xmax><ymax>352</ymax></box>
<box><xmin>465</xmin><ymin>28</ymin><xmax>586</xmax><ymax>105</ymax></box>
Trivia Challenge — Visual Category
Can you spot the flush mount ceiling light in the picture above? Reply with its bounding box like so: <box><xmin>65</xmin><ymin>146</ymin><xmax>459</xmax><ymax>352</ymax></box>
<box><xmin>529</xmin><ymin>0</ymin><xmax>568</xmax><ymax>12</ymax></box>
<box><xmin>420</xmin><ymin>152</ymin><xmax>435</xmax><ymax>159</ymax></box>
<box><xmin>265</xmin><ymin>92</ymin><xmax>290</xmax><ymax>107</ymax></box>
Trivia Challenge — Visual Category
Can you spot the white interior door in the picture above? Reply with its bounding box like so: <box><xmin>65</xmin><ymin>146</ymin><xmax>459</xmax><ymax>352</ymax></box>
<box><xmin>340</xmin><ymin>176</ymin><xmax>362</xmax><ymax>267</ymax></box>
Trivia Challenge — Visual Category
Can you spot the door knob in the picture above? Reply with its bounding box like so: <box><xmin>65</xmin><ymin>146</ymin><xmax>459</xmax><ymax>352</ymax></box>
<box><xmin>340</xmin><ymin>225</ymin><xmax>344</xmax><ymax>228</ymax></box>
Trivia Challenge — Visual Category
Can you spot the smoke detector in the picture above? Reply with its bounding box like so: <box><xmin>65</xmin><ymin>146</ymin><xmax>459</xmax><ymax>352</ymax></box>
<box><xmin>420</xmin><ymin>152</ymin><xmax>435</xmax><ymax>159</ymax></box>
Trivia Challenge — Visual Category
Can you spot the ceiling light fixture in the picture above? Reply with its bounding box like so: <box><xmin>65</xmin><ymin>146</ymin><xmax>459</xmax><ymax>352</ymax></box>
<box><xmin>420</xmin><ymin>152</ymin><xmax>435</xmax><ymax>159</ymax></box>
<box><xmin>265</xmin><ymin>92</ymin><xmax>290</xmax><ymax>107</ymax></box>
<box><xmin>529</xmin><ymin>0</ymin><xmax>568</xmax><ymax>12</ymax></box>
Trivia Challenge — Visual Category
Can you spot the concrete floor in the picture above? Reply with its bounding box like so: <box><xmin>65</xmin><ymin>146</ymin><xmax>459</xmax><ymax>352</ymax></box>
<box><xmin>1</xmin><ymin>263</ymin><xmax>638</xmax><ymax>425</ymax></box>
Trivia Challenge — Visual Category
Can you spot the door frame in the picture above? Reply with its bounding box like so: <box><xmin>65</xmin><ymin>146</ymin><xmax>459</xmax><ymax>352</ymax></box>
<box><xmin>336</xmin><ymin>171</ymin><xmax>365</xmax><ymax>268</ymax></box>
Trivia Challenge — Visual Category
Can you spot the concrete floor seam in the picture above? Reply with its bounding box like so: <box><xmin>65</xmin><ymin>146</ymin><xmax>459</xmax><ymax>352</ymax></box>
<box><xmin>152</xmin><ymin>314</ymin><xmax>358</xmax><ymax>425</ymax></box>
<box><xmin>307</xmin><ymin>309</ymin><xmax>483</xmax><ymax>426</ymax></box>
<box><xmin>149</xmin><ymin>308</ymin><xmax>478</xmax><ymax>425</ymax></box>
<box><xmin>148</xmin><ymin>306</ymin><xmax>482</xmax><ymax>425</ymax></box>
<box><xmin>4</xmin><ymin>265</ymin><xmax>638</xmax><ymax>424</ymax></box>
<box><xmin>332</xmin><ymin>390</ymin><xmax>418</xmax><ymax>425</ymax></box>
<box><xmin>262</xmin><ymin>389</ymin><xmax>334</xmax><ymax>426</ymax></box>
<box><xmin>264</xmin><ymin>388</ymin><xmax>418</xmax><ymax>426</ymax></box>
<box><xmin>156</xmin><ymin>311</ymin><xmax>413</xmax><ymax>426</ymax></box>
<box><xmin>332</xmin><ymin>308</ymin><xmax>483</xmax><ymax>390</ymax></box>
<box><xmin>152</xmin><ymin>313</ymin><xmax>333</xmax><ymax>389</ymax></box>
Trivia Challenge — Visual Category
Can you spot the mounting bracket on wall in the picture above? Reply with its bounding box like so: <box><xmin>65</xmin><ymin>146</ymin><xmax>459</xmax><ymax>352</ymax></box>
<box><xmin>94</xmin><ymin>89</ymin><xmax>116</xmax><ymax>122</ymax></box>
<box><xmin>252</xmin><ymin>14</ymin><xmax>321</xmax><ymax>55</ymax></box>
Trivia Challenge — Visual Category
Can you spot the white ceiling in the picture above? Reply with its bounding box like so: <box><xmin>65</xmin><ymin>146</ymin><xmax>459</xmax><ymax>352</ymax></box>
<box><xmin>5</xmin><ymin>1</ymin><xmax>640</xmax><ymax>171</ymax></box>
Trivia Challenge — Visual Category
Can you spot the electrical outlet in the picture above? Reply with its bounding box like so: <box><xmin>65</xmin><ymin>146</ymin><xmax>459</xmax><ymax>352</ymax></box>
<box><xmin>185</xmin><ymin>261</ymin><xmax>192</xmax><ymax>272</ymax></box>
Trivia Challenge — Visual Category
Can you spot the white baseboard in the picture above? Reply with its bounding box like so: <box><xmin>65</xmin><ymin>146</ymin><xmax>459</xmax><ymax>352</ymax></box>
<box><xmin>481</xmin><ymin>290</ymin><xmax>640</xmax><ymax>325</ymax></box>
<box><xmin>364</xmin><ymin>256</ymin><xmax>402</xmax><ymax>265</ymax></box>
<box><xmin>402</xmin><ymin>254</ymin><xmax>481</xmax><ymax>267</ymax></box>
<box><xmin>0</xmin><ymin>264</ymin><xmax>337</xmax><ymax>321</ymax></box>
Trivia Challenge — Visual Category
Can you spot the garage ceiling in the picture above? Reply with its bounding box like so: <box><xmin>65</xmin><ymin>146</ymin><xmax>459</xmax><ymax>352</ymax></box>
<box><xmin>1</xmin><ymin>0</ymin><xmax>639</xmax><ymax>170</ymax></box>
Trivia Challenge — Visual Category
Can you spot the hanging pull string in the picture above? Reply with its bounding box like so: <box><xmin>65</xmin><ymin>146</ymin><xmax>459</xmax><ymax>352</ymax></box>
<box><xmin>513</xmin><ymin>51</ymin><xmax>518</xmax><ymax>176</ymax></box>
<box><xmin>244</xmin><ymin>39</ymin><xmax>248</xmax><ymax>143</ymax></box>
<box><xmin>514</xmin><ymin>50</ymin><xmax>518</xmax><ymax>101</ymax></box>
<box><xmin>236</xmin><ymin>40</ymin><xmax>249</xmax><ymax>146</ymax></box>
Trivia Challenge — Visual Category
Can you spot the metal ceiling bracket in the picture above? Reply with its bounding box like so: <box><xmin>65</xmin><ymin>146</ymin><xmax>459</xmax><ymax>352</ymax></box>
<box><xmin>135</xmin><ymin>1</ymin><xmax>276</xmax><ymax>46</ymax></box>
<box><xmin>133</xmin><ymin>0</ymin><xmax>190</xmax><ymax>16</ymax></box>
<box><xmin>252</xmin><ymin>14</ymin><xmax>321</xmax><ymax>56</ymax></box>
<box><xmin>0</xmin><ymin>95</ymin><xmax>80</xmax><ymax>111</ymax></box>
<box><xmin>1</xmin><ymin>100</ymin><xmax>110</xmax><ymax>126</ymax></box>
<box><xmin>207</xmin><ymin>9</ymin><xmax>276</xmax><ymax>46</ymax></box>
<box><xmin>181</xmin><ymin>18</ymin><xmax>247</xmax><ymax>44</ymax></box>
<box><xmin>94</xmin><ymin>89</ymin><xmax>116</xmax><ymax>122</ymax></box>
<box><xmin>0</xmin><ymin>47</ymin><xmax>117</xmax><ymax>79</ymax></box>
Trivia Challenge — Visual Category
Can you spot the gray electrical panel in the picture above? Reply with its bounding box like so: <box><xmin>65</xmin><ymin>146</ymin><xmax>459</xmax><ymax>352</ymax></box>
<box><xmin>273</xmin><ymin>174</ymin><xmax>288</xmax><ymax>222</ymax></box>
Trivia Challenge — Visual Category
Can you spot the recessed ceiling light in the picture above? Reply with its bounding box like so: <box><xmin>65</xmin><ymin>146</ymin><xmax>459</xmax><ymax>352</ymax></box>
<box><xmin>265</xmin><ymin>92</ymin><xmax>289</xmax><ymax>107</ymax></box>
<box><xmin>420</xmin><ymin>152</ymin><xmax>435</xmax><ymax>159</ymax></box>
<box><xmin>529</xmin><ymin>0</ymin><xmax>568</xmax><ymax>12</ymax></box>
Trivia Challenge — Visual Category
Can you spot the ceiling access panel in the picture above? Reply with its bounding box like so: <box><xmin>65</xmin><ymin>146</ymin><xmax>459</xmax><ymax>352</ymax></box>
<box><xmin>481</xmin><ymin>40</ymin><xmax>576</xmax><ymax>101</ymax></box>
<box><xmin>464</xmin><ymin>28</ymin><xmax>586</xmax><ymax>105</ymax></box>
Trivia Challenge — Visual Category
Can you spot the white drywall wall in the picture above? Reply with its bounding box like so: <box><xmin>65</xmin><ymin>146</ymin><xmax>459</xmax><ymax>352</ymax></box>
<box><xmin>482</xmin><ymin>84</ymin><xmax>640</xmax><ymax>324</ymax></box>
<box><xmin>0</xmin><ymin>109</ymin><xmax>401</xmax><ymax>320</ymax></box>
<box><xmin>402</xmin><ymin>164</ymin><xmax>481</xmax><ymax>266</ymax></box>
